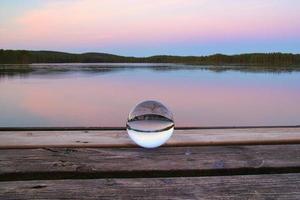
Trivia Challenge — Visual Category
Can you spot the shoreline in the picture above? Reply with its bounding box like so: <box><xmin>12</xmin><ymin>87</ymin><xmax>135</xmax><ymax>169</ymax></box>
<box><xmin>1</xmin><ymin>63</ymin><xmax>300</xmax><ymax>73</ymax></box>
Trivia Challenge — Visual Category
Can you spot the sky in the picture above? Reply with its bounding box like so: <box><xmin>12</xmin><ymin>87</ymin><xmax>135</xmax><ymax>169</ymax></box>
<box><xmin>0</xmin><ymin>0</ymin><xmax>300</xmax><ymax>56</ymax></box>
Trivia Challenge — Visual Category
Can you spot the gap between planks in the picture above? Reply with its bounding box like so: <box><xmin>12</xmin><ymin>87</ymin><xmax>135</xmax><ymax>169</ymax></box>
<box><xmin>0</xmin><ymin>127</ymin><xmax>300</xmax><ymax>148</ymax></box>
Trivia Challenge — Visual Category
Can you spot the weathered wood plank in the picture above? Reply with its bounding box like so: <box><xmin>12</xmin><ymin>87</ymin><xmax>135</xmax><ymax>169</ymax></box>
<box><xmin>0</xmin><ymin>127</ymin><xmax>300</xmax><ymax>148</ymax></box>
<box><xmin>0</xmin><ymin>145</ymin><xmax>299</xmax><ymax>180</ymax></box>
<box><xmin>0</xmin><ymin>174</ymin><xmax>299</xmax><ymax>199</ymax></box>
<box><xmin>1</xmin><ymin>125</ymin><xmax>299</xmax><ymax>131</ymax></box>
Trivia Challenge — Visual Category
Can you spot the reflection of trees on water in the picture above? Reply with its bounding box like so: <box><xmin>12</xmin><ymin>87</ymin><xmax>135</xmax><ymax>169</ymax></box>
<box><xmin>1</xmin><ymin>64</ymin><xmax>300</xmax><ymax>79</ymax></box>
<box><xmin>0</xmin><ymin>66</ymin><xmax>124</xmax><ymax>79</ymax></box>
<box><xmin>149</xmin><ymin>64</ymin><xmax>300</xmax><ymax>73</ymax></box>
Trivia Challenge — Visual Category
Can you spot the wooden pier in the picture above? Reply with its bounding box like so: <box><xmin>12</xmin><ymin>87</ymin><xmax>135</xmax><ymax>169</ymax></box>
<box><xmin>1</xmin><ymin>126</ymin><xmax>300</xmax><ymax>199</ymax></box>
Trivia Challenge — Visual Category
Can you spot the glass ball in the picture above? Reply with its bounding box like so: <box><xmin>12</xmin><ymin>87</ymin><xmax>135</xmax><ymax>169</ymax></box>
<box><xmin>126</xmin><ymin>100</ymin><xmax>174</xmax><ymax>148</ymax></box>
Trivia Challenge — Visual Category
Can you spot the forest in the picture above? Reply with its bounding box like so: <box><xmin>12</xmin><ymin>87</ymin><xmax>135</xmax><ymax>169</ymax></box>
<box><xmin>0</xmin><ymin>49</ymin><xmax>300</xmax><ymax>66</ymax></box>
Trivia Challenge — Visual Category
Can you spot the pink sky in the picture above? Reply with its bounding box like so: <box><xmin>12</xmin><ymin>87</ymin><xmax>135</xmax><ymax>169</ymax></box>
<box><xmin>1</xmin><ymin>0</ymin><xmax>300</xmax><ymax>56</ymax></box>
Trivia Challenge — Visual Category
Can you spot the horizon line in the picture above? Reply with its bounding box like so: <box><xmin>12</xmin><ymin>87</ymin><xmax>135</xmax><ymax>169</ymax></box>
<box><xmin>1</xmin><ymin>49</ymin><xmax>300</xmax><ymax>58</ymax></box>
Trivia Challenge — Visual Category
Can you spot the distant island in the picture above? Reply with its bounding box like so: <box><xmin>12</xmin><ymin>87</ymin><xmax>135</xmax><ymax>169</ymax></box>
<box><xmin>1</xmin><ymin>49</ymin><xmax>300</xmax><ymax>67</ymax></box>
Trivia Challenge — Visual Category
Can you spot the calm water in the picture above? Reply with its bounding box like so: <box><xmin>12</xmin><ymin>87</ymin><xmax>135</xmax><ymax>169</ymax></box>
<box><xmin>0</xmin><ymin>64</ymin><xmax>300</xmax><ymax>127</ymax></box>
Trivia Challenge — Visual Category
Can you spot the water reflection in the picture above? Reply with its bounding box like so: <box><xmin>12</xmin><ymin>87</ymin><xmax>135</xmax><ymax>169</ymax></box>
<box><xmin>0</xmin><ymin>64</ymin><xmax>300</xmax><ymax>127</ymax></box>
<box><xmin>1</xmin><ymin>63</ymin><xmax>300</xmax><ymax>79</ymax></box>
<box><xmin>0</xmin><ymin>64</ymin><xmax>125</xmax><ymax>79</ymax></box>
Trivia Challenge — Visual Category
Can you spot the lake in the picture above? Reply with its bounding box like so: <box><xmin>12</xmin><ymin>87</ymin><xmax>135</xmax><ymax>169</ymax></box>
<box><xmin>0</xmin><ymin>63</ymin><xmax>300</xmax><ymax>127</ymax></box>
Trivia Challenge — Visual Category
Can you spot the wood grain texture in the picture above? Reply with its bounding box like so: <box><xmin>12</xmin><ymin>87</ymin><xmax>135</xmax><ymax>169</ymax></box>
<box><xmin>1</xmin><ymin>125</ymin><xmax>299</xmax><ymax>131</ymax></box>
<box><xmin>1</xmin><ymin>145</ymin><xmax>300</xmax><ymax>180</ymax></box>
<box><xmin>1</xmin><ymin>127</ymin><xmax>300</xmax><ymax>148</ymax></box>
<box><xmin>1</xmin><ymin>174</ymin><xmax>300</xmax><ymax>199</ymax></box>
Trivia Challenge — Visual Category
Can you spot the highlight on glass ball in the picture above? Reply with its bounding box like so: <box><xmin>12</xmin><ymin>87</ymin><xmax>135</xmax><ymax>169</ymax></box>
<box><xmin>126</xmin><ymin>100</ymin><xmax>175</xmax><ymax>148</ymax></box>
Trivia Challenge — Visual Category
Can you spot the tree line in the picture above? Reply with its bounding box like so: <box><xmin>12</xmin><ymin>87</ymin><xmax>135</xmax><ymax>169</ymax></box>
<box><xmin>1</xmin><ymin>49</ymin><xmax>300</xmax><ymax>66</ymax></box>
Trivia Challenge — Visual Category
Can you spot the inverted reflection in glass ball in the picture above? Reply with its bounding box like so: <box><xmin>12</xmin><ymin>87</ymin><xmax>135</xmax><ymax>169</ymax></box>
<box><xmin>126</xmin><ymin>100</ymin><xmax>174</xmax><ymax>148</ymax></box>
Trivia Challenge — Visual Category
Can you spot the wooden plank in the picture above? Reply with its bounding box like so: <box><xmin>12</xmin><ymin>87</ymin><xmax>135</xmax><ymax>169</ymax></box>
<box><xmin>0</xmin><ymin>145</ymin><xmax>299</xmax><ymax>181</ymax></box>
<box><xmin>0</xmin><ymin>127</ymin><xmax>300</xmax><ymax>148</ymax></box>
<box><xmin>0</xmin><ymin>174</ymin><xmax>299</xmax><ymax>199</ymax></box>
<box><xmin>1</xmin><ymin>125</ymin><xmax>299</xmax><ymax>131</ymax></box>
